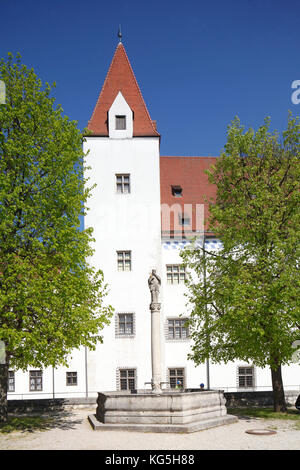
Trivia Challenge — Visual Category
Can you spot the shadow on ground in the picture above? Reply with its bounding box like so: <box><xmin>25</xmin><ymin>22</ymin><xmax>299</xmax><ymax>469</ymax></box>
<box><xmin>0</xmin><ymin>410</ymin><xmax>85</xmax><ymax>434</ymax></box>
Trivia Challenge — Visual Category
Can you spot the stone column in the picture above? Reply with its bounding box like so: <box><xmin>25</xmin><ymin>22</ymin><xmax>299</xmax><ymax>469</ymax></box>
<box><xmin>150</xmin><ymin>301</ymin><xmax>162</xmax><ymax>393</ymax></box>
<box><xmin>148</xmin><ymin>270</ymin><xmax>162</xmax><ymax>393</ymax></box>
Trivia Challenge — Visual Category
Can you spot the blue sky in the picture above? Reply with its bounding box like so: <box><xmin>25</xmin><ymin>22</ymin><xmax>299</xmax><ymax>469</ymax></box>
<box><xmin>0</xmin><ymin>0</ymin><xmax>299</xmax><ymax>157</ymax></box>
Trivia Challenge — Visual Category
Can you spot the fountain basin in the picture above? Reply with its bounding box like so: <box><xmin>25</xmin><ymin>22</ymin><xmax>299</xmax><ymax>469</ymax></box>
<box><xmin>88</xmin><ymin>389</ymin><xmax>238</xmax><ymax>433</ymax></box>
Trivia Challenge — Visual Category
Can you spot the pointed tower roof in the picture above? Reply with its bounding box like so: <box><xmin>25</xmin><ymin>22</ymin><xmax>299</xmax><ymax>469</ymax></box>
<box><xmin>88</xmin><ymin>43</ymin><xmax>160</xmax><ymax>137</ymax></box>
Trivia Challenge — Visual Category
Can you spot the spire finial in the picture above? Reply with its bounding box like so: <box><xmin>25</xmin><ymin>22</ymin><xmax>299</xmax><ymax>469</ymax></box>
<box><xmin>118</xmin><ymin>24</ymin><xmax>122</xmax><ymax>43</ymax></box>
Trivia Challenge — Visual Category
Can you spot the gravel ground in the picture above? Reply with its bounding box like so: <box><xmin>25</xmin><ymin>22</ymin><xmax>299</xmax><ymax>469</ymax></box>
<box><xmin>0</xmin><ymin>407</ymin><xmax>299</xmax><ymax>451</ymax></box>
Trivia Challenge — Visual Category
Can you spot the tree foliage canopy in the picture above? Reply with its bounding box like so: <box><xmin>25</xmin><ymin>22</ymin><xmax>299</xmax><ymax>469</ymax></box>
<box><xmin>0</xmin><ymin>53</ymin><xmax>113</xmax><ymax>370</ymax></box>
<box><xmin>181</xmin><ymin>114</ymin><xmax>300</xmax><ymax>371</ymax></box>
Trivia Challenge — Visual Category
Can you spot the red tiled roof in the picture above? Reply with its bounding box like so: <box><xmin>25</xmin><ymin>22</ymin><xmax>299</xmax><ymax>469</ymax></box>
<box><xmin>88</xmin><ymin>43</ymin><xmax>160</xmax><ymax>137</ymax></box>
<box><xmin>160</xmin><ymin>156</ymin><xmax>217</xmax><ymax>235</ymax></box>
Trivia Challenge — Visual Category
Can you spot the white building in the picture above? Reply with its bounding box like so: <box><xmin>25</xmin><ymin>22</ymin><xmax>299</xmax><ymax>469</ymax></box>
<box><xmin>8</xmin><ymin>41</ymin><xmax>299</xmax><ymax>400</ymax></box>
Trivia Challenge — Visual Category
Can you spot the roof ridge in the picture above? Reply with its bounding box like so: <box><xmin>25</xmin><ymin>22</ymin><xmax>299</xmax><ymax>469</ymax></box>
<box><xmin>120</xmin><ymin>44</ymin><xmax>159</xmax><ymax>136</ymax></box>
<box><xmin>88</xmin><ymin>43</ymin><xmax>121</xmax><ymax>127</ymax></box>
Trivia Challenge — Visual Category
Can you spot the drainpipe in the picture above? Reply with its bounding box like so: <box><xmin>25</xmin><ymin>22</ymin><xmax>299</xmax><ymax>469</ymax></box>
<box><xmin>52</xmin><ymin>367</ymin><xmax>55</xmax><ymax>399</ymax></box>
<box><xmin>85</xmin><ymin>346</ymin><xmax>88</xmax><ymax>398</ymax></box>
<box><xmin>203</xmin><ymin>234</ymin><xmax>210</xmax><ymax>390</ymax></box>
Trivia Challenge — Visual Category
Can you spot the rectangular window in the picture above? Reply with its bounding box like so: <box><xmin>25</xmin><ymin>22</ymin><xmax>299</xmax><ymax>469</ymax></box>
<box><xmin>117</xmin><ymin>251</ymin><xmax>131</xmax><ymax>271</ymax></box>
<box><xmin>168</xmin><ymin>368</ymin><xmax>185</xmax><ymax>389</ymax></box>
<box><xmin>115</xmin><ymin>115</ymin><xmax>126</xmax><ymax>130</ymax></box>
<box><xmin>29</xmin><ymin>370</ymin><xmax>43</xmax><ymax>391</ymax></box>
<box><xmin>117</xmin><ymin>313</ymin><xmax>134</xmax><ymax>335</ymax></box>
<box><xmin>8</xmin><ymin>371</ymin><xmax>15</xmax><ymax>392</ymax></box>
<box><xmin>119</xmin><ymin>369</ymin><xmax>136</xmax><ymax>391</ymax></box>
<box><xmin>116</xmin><ymin>174</ymin><xmax>130</xmax><ymax>194</ymax></box>
<box><xmin>66</xmin><ymin>372</ymin><xmax>78</xmax><ymax>386</ymax></box>
<box><xmin>171</xmin><ymin>185</ymin><xmax>182</xmax><ymax>197</ymax></box>
<box><xmin>238</xmin><ymin>366</ymin><xmax>255</xmax><ymax>388</ymax></box>
<box><xmin>168</xmin><ymin>318</ymin><xmax>189</xmax><ymax>340</ymax></box>
<box><xmin>166</xmin><ymin>265</ymin><xmax>186</xmax><ymax>284</ymax></box>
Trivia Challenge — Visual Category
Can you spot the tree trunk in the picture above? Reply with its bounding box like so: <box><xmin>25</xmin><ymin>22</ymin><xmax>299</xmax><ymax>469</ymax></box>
<box><xmin>271</xmin><ymin>364</ymin><xmax>287</xmax><ymax>412</ymax></box>
<box><xmin>0</xmin><ymin>349</ymin><xmax>9</xmax><ymax>423</ymax></box>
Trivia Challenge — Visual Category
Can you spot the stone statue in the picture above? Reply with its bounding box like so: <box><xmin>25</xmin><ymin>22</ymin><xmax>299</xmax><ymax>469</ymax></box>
<box><xmin>148</xmin><ymin>269</ymin><xmax>161</xmax><ymax>304</ymax></box>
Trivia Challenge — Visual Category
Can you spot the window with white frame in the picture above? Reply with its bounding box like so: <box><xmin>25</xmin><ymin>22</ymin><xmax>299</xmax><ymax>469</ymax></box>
<box><xmin>117</xmin><ymin>251</ymin><xmax>131</xmax><ymax>271</ymax></box>
<box><xmin>116</xmin><ymin>313</ymin><xmax>134</xmax><ymax>336</ymax></box>
<box><xmin>167</xmin><ymin>318</ymin><xmax>189</xmax><ymax>340</ymax></box>
<box><xmin>116</xmin><ymin>174</ymin><xmax>130</xmax><ymax>194</ymax></box>
<box><xmin>29</xmin><ymin>370</ymin><xmax>43</xmax><ymax>391</ymax></box>
<box><xmin>166</xmin><ymin>265</ymin><xmax>186</xmax><ymax>284</ymax></box>
<box><xmin>168</xmin><ymin>368</ymin><xmax>185</xmax><ymax>389</ymax></box>
<box><xmin>115</xmin><ymin>115</ymin><xmax>126</xmax><ymax>130</ymax></box>
<box><xmin>238</xmin><ymin>366</ymin><xmax>255</xmax><ymax>388</ymax></box>
<box><xmin>66</xmin><ymin>371</ymin><xmax>78</xmax><ymax>386</ymax></box>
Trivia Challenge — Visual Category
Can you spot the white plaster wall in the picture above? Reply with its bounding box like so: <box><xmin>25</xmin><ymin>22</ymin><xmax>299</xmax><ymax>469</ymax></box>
<box><xmin>53</xmin><ymin>347</ymin><xmax>88</xmax><ymax>398</ymax></box>
<box><xmin>83</xmin><ymin>135</ymin><xmax>161</xmax><ymax>392</ymax></box>
<box><xmin>208</xmin><ymin>361</ymin><xmax>300</xmax><ymax>392</ymax></box>
<box><xmin>8</xmin><ymin>347</ymin><xmax>87</xmax><ymax>400</ymax></box>
<box><xmin>161</xmin><ymin>242</ymin><xmax>206</xmax><ymax>387</ymax></box>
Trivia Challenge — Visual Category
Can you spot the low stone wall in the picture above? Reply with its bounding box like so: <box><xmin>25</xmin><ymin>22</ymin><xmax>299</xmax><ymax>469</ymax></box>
<box><xmin>7</xmin><ymin>390</ymin><xmax>300</xmax><ymax>413</ymax></box>
<box><xmin>8</xmin><ymin>397</ymin><xmax>97</xmax><ymax>413</ymax></box>
<box><xmin>224</xmin><ymin>390</ymin><xmax>299</xmax><ymax>408</ymax></box>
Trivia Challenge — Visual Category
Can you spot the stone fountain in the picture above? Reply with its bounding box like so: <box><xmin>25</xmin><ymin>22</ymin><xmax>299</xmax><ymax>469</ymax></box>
<box><xmin>88</xmin><ymin>270</ymin><xmax>237</xmax><ymax>433</ymax></box>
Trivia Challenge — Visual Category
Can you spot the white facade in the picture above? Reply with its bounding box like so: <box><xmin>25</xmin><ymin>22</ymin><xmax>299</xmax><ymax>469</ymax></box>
<box><xmin>7</xmin><ymin>45</ymin><xmax>299</xmax><ymax>400</ymax></box>
<box><xmin>9</xmin><ymin>230</ymin><xmax>299</xmax><ymax>398</ymax></box>
<box><xmin>82</xmin><ymin>129</ymin><xmax>162</xmax><ymax>395</ymax></box>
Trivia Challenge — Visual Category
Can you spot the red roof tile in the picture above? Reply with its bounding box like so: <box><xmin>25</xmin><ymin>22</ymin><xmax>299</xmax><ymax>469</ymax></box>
<box><xmin>160</xmin><ymin>156</ymin><xmax>217</xmax><ymax>235</ymax></box>
<box><xmin>88</xmin><ymin>43</ymin><xmax>160</xmax><ymax>137</ymax></box>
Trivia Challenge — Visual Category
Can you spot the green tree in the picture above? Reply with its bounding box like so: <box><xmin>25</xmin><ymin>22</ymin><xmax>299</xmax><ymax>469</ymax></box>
<box><xmin>182</xmin><ymin>114</ymin><xmax>300</xmax><ymax>412</ymax></box>
<box><xmin>0</xmin><ymin>54</ymin><xmax>113</xmax><ymax>422</ymax></box>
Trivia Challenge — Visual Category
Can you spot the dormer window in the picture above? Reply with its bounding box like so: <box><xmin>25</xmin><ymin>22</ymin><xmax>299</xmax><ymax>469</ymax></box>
<box><xmin>171</xmin><ymin>185</ymin><xmax>182</xmax><ymax>197</ymax></box>
<box><xmin>108</xmin><ymin>92</ymin><xmax>133</xmax><ymax>138</ymax></box>
<box><xmin>115</xmin><ymin>115</ymin><xmax>126</xmax><ymax>130</ymax></box>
